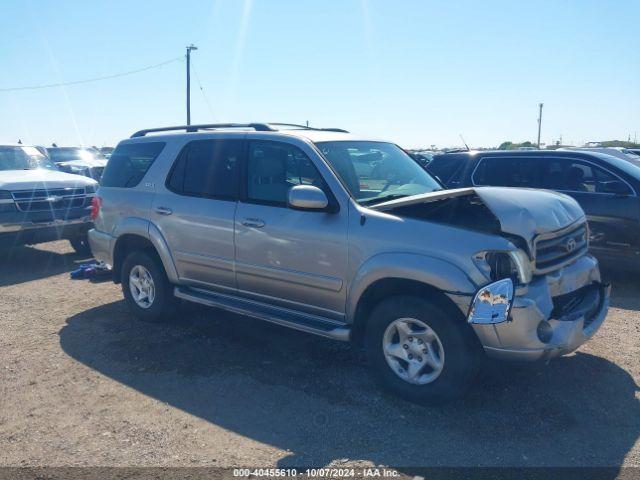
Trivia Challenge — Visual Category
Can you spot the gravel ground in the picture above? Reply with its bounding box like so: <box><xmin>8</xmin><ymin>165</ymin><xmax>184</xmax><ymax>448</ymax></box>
<box><xmin>0</xmin><ymin>241</ymin><xmax>638</xmax><ymax>470</ymax></box>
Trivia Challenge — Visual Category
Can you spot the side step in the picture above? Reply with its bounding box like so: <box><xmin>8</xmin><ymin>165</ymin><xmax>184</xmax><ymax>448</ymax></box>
<box><xmin>174</xmin><ymin>286</ymin><xmax>351</xmax><ymax>342</ymax></box>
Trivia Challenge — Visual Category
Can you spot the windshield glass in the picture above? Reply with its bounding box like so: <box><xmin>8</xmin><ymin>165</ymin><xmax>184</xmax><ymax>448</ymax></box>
<box><xmin>600</xmin><ymin>153</ymin><xmax>640</xmax><ymax>179</ymax></box>
<box><xmin>315</xmin><ymin>141</ymin><xmax>442</xmax><ymax>205</ymax></box>
<box><xmin>0</xmin><ymin>146</ymin><xmax>59</xmax><ymax>171</ymax></box>
<box><xmin>48</xmin><ymin>147</ymin><xmax>105</xmax><ymax>163</ymax></box>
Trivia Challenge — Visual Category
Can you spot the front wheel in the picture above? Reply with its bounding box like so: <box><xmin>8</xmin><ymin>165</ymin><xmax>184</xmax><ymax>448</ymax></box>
<box><xmin>365</xmin><ymin>295</ymin><xmax>480</xmax><ymax>405</ymax></box>
<box><xmin>121</xmin><ymin>251</ymin><xmax>176</xmax><ymax>322</ymax></box>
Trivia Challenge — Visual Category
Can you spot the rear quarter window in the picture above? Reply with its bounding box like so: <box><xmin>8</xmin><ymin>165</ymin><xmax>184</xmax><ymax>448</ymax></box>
<box><xmin>100</xmin><ymin>142</ymin><xmax>165</xmax><ymax>187</ymax></box>
<box><xmin>426</xmin><ymin>155</ymin><xmax>467</xmax><ymax>186</ymax></box>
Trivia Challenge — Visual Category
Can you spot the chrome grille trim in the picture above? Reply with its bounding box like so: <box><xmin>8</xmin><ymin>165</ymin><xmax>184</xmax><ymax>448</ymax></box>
<box><xmin>534</xmin><ymin>222</ymin><xmax>589</xmax><ymax>274</ymax></box>
<box><xmin>10</xmin><ymin>187</ymin><xmax>92</xmax><ymax>212</ymax></box>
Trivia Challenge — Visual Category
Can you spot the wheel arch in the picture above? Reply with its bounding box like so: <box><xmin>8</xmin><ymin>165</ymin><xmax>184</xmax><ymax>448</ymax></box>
<box><xmin>347</xmin><ymin>254</ymin><xmax>479</xmax><ymax>345</ymax></box>
<box><xmin>111</xmin><ymin>221</ymin><xmax>178</xmax><ymax>284</ymax></box>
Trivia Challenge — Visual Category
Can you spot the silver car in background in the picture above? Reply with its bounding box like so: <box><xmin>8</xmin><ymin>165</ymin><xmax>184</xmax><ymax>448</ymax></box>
<box><xmin>47</xmin><ymin>147</ymin><xmax>108</xmax><ymax>181</ymax></box>
<box><xmin>89</xmin><ymin>123</ymin><xmax>610</xmax><ymax>404</ymax></box>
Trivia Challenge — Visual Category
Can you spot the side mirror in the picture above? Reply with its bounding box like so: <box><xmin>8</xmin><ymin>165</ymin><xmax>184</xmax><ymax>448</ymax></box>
<box><xmin>602</xmin><ymin>180</ymin><xmax>629</xmax><ymax>196</ymax></box>
<box><xmin>288</xmin><ymin>185</ymin><xmax>329</xmax><ymax>210</ymax></box>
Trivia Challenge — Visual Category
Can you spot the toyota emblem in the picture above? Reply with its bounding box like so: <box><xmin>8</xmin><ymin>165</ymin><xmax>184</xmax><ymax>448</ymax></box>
<box><xmin>565</xmin><ymin>237</ymin><xmax>577</xmax><ymax>253</ymax></box>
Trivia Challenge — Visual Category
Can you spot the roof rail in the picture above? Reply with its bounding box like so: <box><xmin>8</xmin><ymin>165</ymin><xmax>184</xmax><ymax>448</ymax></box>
<box><xmin>268</xmin><ymin>123</ymin><xmax>350</xmax><ymax>133</ymax></box>
<box><xmin>130</xmin><ymin>123</ymin><xmax>276</xmax><ymax>138</ymax></box>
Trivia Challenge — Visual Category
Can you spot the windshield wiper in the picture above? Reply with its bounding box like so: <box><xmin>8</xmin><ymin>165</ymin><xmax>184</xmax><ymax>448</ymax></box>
<box><xmin>360</xmin><ymin>188</ymin><xmax>447</xmax><ymax>206</ymax></box>
<box><xmin>359</xmin><ymin>194</ymin><xmax>410</xmax><ymax>206</ymax></box>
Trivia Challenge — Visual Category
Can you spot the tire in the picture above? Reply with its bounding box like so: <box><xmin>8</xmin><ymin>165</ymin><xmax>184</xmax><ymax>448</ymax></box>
<box><xmin>365</xmin><ymin>295</ymin><xmax>480</xmax><ymax>405</ymax></box>
<box><xmin>69</xmin><ymin>235</ymin><xmax>92</xmax><ymax>255</ymax></box>
<box><xmin>121</xmin><ymin>251</ymin><xmax>176</xmax><ymax>322</ymax></box>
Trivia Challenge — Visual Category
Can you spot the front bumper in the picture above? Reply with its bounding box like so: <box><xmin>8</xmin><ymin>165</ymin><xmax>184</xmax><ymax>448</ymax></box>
<box><xmin>466</xmin><ymin>254</ymin><xmax>610</xmax><ymax>361</ymax></box>
<box><xmin>0</xmin><ymin>207</ymin><xmax>93</xmax><ymax>246</ymax></box>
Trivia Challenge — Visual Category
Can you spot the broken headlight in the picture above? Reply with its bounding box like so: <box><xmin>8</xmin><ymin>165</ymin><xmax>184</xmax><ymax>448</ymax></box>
<box><xmin>474</xmin><ymin>250</ymin><xmax>533</xmax><ymax>284</ymax></box>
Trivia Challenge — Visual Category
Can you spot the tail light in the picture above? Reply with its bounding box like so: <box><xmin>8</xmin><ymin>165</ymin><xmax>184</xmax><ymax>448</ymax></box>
<box><xmin>91</xmin><ymin>196</ymin><xmax>102</xmax><ymax>220</ymax></box>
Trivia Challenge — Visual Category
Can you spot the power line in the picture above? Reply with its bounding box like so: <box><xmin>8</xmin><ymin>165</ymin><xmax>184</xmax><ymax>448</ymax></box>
<box><xmin>0</xmin><ymin>57</ymin><xmax>183</xmax><ymax>92</ymax></box>
<box><xmin>191</xmin><ymin>59</ymin><xmax>216</xmax><ymax>121</ymax></box>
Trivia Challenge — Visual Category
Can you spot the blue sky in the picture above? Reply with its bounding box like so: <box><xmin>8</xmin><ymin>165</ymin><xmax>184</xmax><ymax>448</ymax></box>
<box><xmin>1</xmin><ymin>0</ymin><xmax>638</xmax><ymax>148</ymax></box>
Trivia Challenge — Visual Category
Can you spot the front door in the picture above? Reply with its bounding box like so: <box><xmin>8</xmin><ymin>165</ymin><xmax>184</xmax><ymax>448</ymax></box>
<box><xmin>234</xmin><ymin>140</ymin><xmax>349</xmax><ymax>320</ymax></box>
<box><xmin>152</xmin><ymin>139</ymin><xmax>242</xmax><ymax>290</ymax></box>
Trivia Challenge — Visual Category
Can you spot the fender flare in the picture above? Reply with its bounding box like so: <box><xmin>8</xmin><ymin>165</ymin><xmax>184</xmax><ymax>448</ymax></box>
<box><xmin>346</xmin><ymin>252</ymin><xmax>478</xmax><ymax>322</ymax></box>
<box><xmin>147</xmin><ymin>222</ymin><xmax>179</xmax><ymax>284</ymax></box>
<box><xmin>112</xmin><ymin>217</ymin><xmax>179</xmax><ymax>284</ymax></box>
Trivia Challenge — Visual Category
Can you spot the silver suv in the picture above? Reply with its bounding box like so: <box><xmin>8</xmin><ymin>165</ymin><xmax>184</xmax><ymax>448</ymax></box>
<box><xmin>89</xmin><ymin>123</ymin><xmax>610</xmax><ymax>403</ymax></box>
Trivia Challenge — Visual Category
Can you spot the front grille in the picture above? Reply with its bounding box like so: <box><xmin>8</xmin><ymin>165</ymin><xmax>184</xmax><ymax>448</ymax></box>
<box><xmin>535</xmin><ymin>223</ymin><xmax>588</xmax><ymax>272</ymax></box>
<box><xmin>11</xmin><ymin>188</ymin><xmax>91</xmax><ymax>212</ymax></box>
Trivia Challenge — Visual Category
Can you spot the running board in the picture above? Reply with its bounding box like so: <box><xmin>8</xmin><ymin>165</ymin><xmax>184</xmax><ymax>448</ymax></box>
<box><xmin>174</xmin><ymin>286</ymin><xmax>351</xmax><ymax>342</ymax></box>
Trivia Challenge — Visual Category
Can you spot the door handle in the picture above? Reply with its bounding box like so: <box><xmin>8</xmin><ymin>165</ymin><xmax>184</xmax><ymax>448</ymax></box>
<box><xmin>155</xmin><ymin>206</ymin><xmax>173</xmax><ymax>215</ymax></box>
<box><xmin>241</xmin><ymin>217</ymin><xmax>265</xmax><ymax>228</ymax></box>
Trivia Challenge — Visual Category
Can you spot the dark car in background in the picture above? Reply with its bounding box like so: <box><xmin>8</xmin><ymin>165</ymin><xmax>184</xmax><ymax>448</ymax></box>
<box><xmin>425</xmin><ymin>150</ymin><xmax>640</xmax><ymax>269</ymax></box>
<box><xmin>47</xmin><ymin>147</ymin><xmax>108</xmax><ymax>181</ymax></box>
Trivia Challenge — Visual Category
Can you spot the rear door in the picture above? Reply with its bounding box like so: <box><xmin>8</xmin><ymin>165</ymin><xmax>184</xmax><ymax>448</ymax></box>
<box><xmin>538</xmin><ymin>157</ymin><xmax>640</xmax><ymax>255</ymax></box>
<box><xmin>152</xmin><ymin>139</ymin><xmax>243</xmax><ymax>290</ymax></box>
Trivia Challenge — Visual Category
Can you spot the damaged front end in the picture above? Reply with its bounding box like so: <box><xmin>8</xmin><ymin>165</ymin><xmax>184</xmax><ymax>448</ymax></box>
<box><xmin>372</xmin><ymin>186</ymin><xmax>610</xmax><ymax>361</ymax></box>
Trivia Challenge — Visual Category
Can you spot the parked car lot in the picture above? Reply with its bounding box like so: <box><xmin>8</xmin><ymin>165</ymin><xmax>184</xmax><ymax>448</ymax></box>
<box><xmin>0</xmin><ymin>240</ymin><xmax>638</xmax><ymax>469</ymax></box>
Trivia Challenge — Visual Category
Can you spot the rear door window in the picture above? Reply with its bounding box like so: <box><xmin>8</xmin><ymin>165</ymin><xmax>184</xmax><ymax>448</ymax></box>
<box><xmin>473</xmin><ymin>156</ymin><xmax>540</xmax><ymax>188</ymax></box>
<box><xmin>426</xmin><ymin>155</ymin><xmax>466</xmax><ymax>185</ymax></box>
<box><xmin>166</xmin><ymin>140</ymin><xmax>242</xmax><ymax>199</ymax></box>
<box><xmin>101</xmin><ymin>142</ymin><xmax>165</xmax><ymax>187</ymax></box>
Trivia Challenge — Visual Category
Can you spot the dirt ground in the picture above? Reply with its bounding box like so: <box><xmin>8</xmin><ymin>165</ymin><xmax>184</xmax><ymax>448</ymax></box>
<box><xmin>0</xmin><ymin>241</ymin><xmax>638</xmax><ymax>471</ymax></box>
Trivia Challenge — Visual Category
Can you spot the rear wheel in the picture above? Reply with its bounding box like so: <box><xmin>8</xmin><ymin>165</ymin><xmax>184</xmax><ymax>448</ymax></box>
<box><xmin>365</xmin><ymin>295</ymin><xmax>480</xmax><ymax>404</ymax></box>
<box><xmin>121</xmin><ymin>251</ymin><xmax>176</xmax><ymax>322</ymax></box>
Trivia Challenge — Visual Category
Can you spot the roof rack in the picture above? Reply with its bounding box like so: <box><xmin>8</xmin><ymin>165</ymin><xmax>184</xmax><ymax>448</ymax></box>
<box><xmin>131</xmin><ymin>123</ymin><xmax>276</xmax><ymax>138</ymax></box>
<box><xmin>267</xmin><ymin>123</ymin><xmax>350</xmax><ymax>133</ymax></box>
<box><xmin>131</xmin><ymin>122</ymin><xmax>349</xmax><ymax>138</ymax></box>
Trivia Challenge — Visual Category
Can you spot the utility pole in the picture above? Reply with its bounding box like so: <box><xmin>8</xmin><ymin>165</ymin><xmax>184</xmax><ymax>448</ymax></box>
<box><xmin>537</xmin><ymin>103</ymin><xmax>544</xmax><ymax>149</ymax></box>
<box><xmin>186</xmin><ymin>44</ymin><xmax>198</xmax><ymax>126</ymax></box>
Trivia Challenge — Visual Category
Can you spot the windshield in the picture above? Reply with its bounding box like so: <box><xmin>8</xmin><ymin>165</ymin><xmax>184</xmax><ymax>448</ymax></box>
<box><xmin>315</xmin><ymin>141</ymin><xmax>442</xmax><ymax>205</ymax></box>
<box><xmin>600</xmin><ymin>153</ymin><xmax>640</xmax><ymax>179</ymax></box>
<box><xmin>48</xmin><ymin>147</ymin><xmax>105</xmax><ymax>163</ymax></box>
<box><xmin>0</xmin><ymin>146</ymin><xmax>59</xmax><ymax>171</ymax></box>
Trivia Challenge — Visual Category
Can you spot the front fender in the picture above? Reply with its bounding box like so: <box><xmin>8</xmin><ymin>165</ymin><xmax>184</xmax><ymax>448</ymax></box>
<box><xmin>346</xmin><ymin>252</ymin><xmax>478</xmax><ymax>322</ymax></box>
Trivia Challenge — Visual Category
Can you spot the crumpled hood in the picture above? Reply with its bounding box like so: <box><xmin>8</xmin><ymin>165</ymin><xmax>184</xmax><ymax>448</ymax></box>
<box><xmin>0</xmin><ymin>169</ymin><xmax>97</xmax><ymax>191</ymax></box>
<box><xmin>371</xmin><ymin>186</ymin><xmax>585</xmax><ymax>249</ymax></box>
<box><xmin>474</xmin><ymin>187</ymin><xmax>585</xmax><ymax>239</ymax></box>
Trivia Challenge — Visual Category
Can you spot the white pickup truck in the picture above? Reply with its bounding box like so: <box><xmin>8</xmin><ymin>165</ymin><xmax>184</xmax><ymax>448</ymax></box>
<box><xmin>0</xmin><ymin>144</ymin><xmax>98</xmax><ymax>253</ymax></box>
